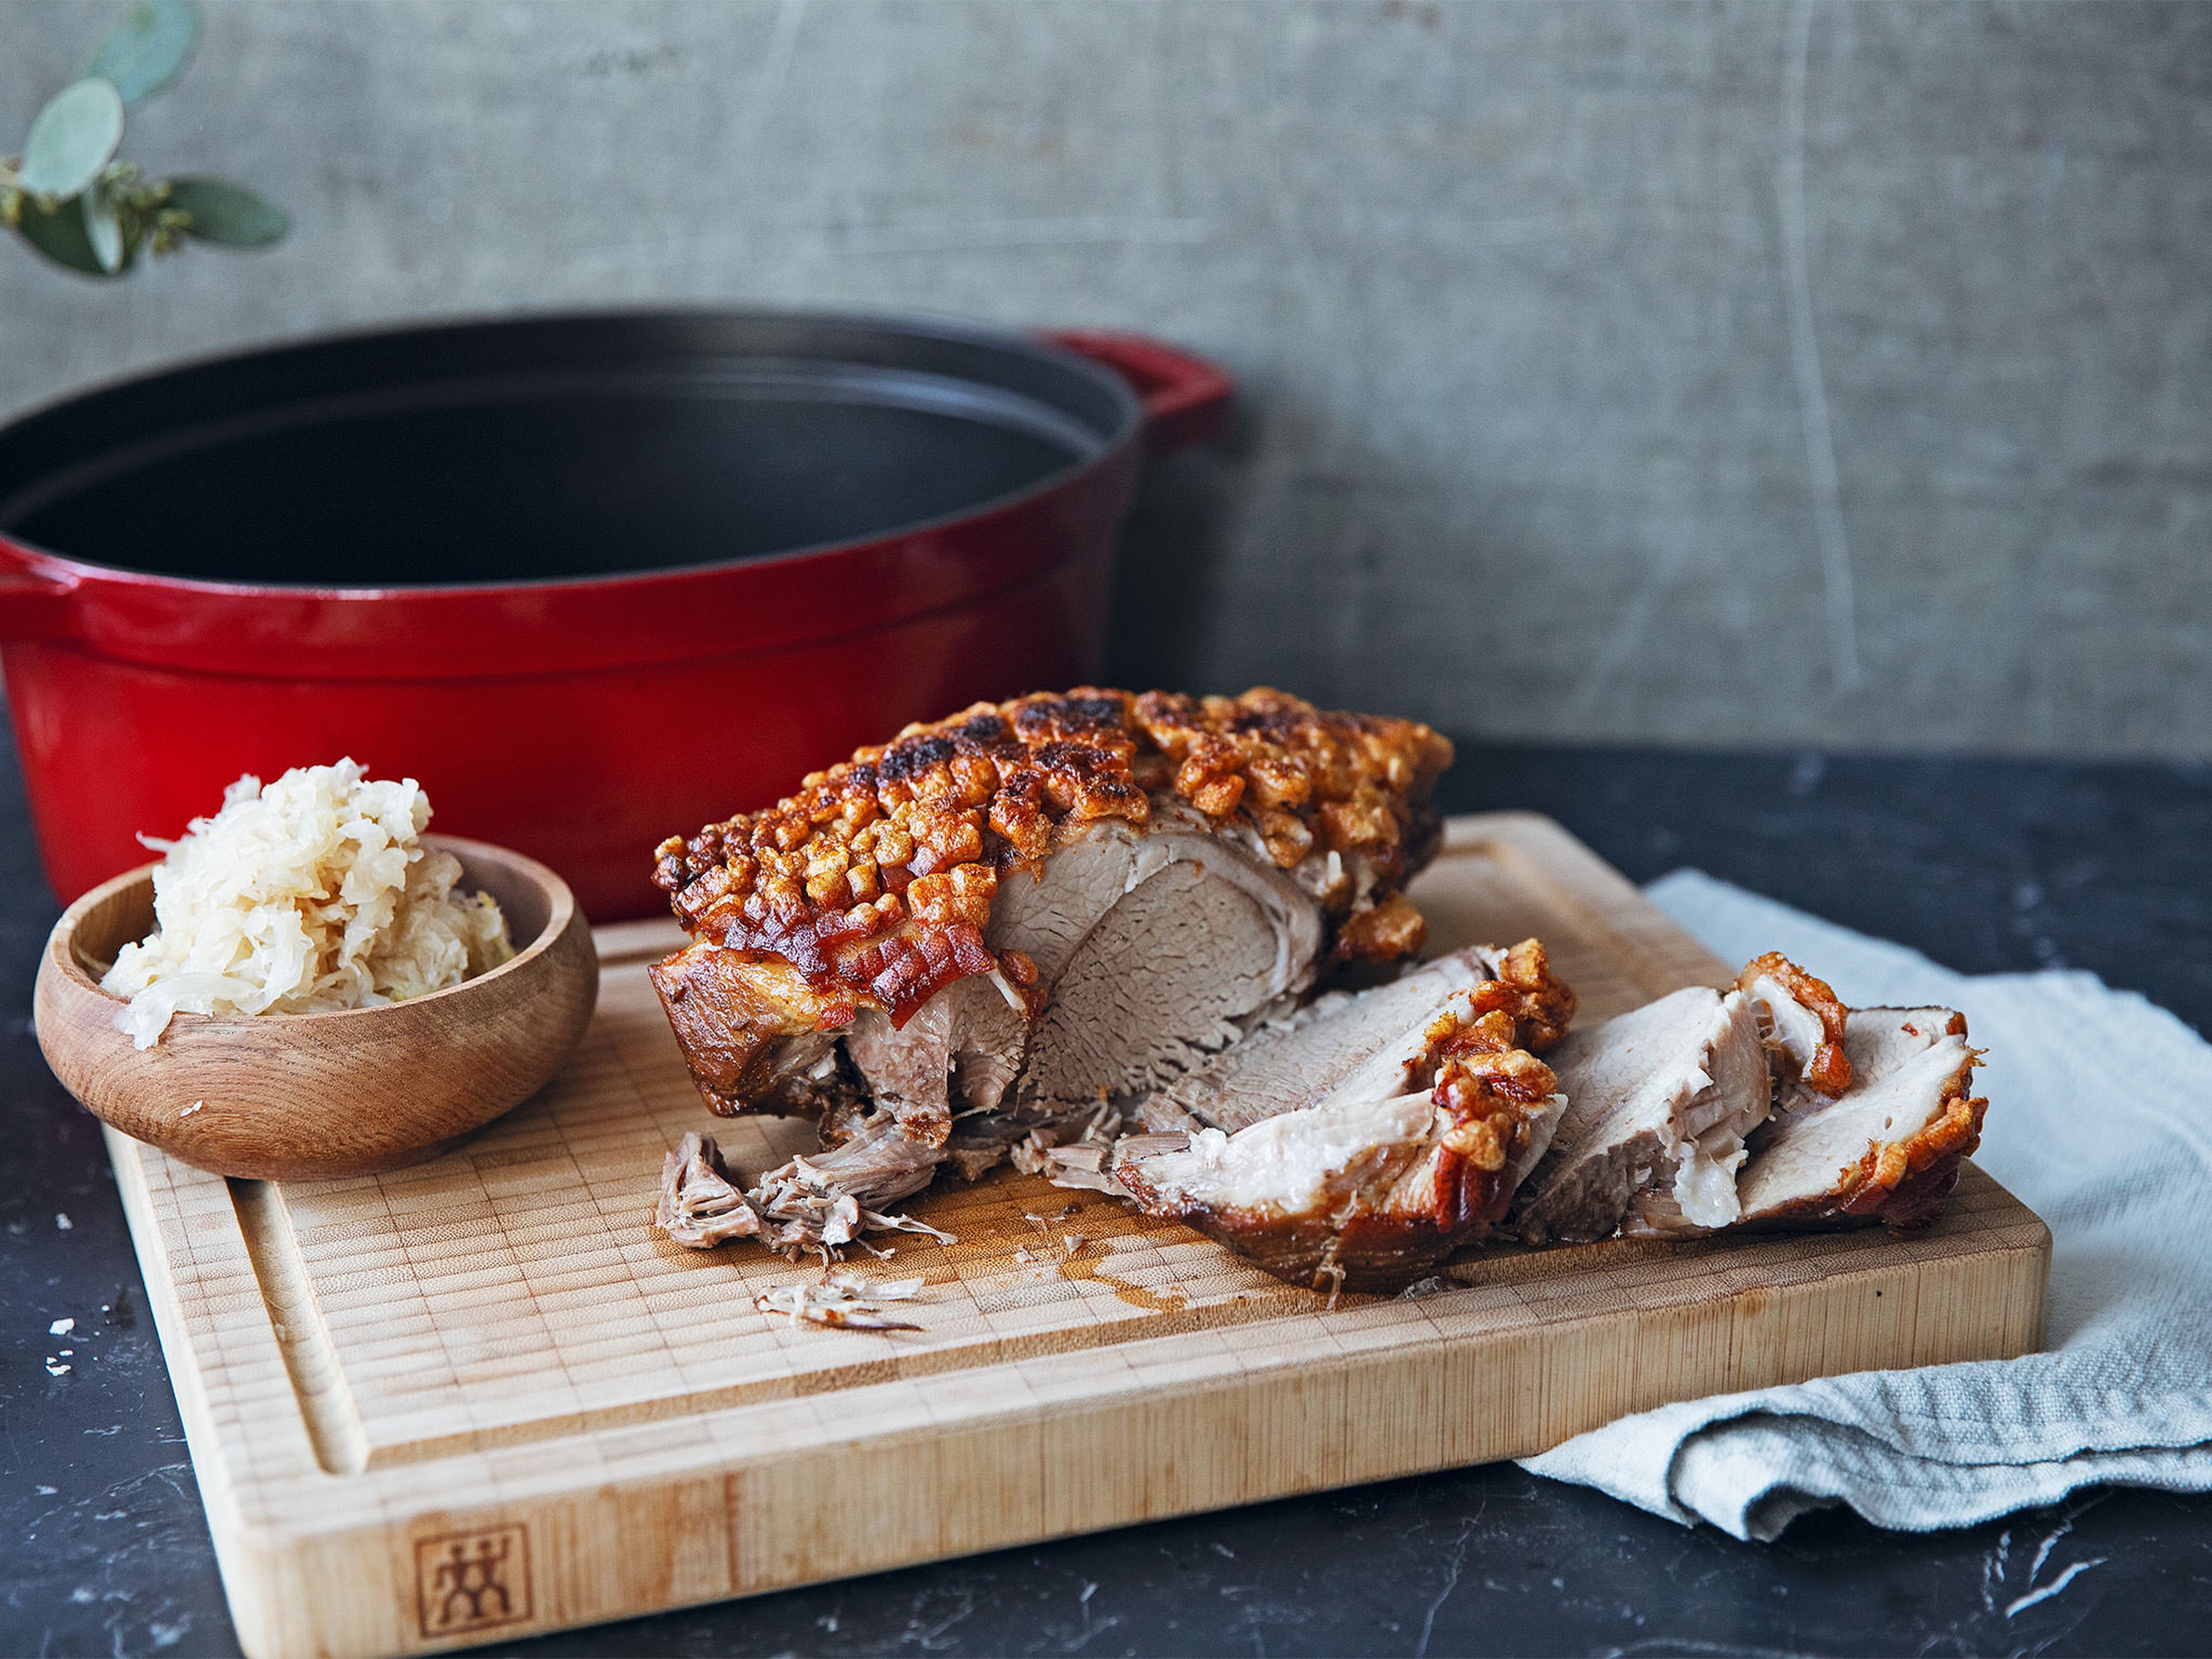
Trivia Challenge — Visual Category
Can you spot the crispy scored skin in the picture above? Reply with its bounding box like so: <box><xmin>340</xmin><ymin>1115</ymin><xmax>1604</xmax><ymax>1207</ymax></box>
<box><xmin>1737</xmin><ymin>950</ymin><xmax>1853</xmax><ymax>1097</ymax></box>
<box><xmin>1357</xmin><ymin>992</ymin><xmax>1567</xmax><ymax>1263</ymax></box>
<box><xmin>1468</xmin><ymin>937</ymin><xmax>1577</xmax><ymax>1053</ymax></box>
<box><xmin>649</xmin><ymin>687</ymin><xmax>1455</xmax><ymax>1116</ymax></box>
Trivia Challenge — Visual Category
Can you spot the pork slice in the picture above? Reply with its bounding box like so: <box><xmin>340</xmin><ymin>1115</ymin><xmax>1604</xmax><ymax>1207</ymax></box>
<box><xmin>1116</xmin><ymin>1074</ymin><xmax>1566</xmax><ymax>1294</ymax></box>
<box><xmin>1114</xmin><ymin>939</ymin><xmax>1576</xmax><ymax>1292</ymax></box>
<box><xmin>1514</xmin><ymin>986</ymin><xmax>1770</xmax><ymax>1245</ymax></box>
<box><xmin>1115</xmin><ymin>1093</ymin><xmax>1437</xmax><ymax>1280</ymax></box>
<box><xmin>1734</xmin><ymin>1007</ymin><xmax>1984</xmax><ymax>1230</ymax></box>
<box><xmin>1142</xmin><ymin>949</ymin><xmax>1497</xmax><ymax>1135</ymax></box>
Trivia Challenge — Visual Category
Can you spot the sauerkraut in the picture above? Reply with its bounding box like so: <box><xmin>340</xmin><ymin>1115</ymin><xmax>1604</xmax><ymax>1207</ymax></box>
<box><xmin>100</xmin><ymin>760</ymin><xmax>514</xmax><ymax>1048</ymax></box>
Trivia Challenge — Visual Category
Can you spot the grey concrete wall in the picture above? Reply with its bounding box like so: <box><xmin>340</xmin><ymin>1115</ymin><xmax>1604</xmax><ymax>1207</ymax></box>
<box><xmin>4</xmin><ymin>1</ymin><xmax>2207</xmax><ymax>756</ymax></box>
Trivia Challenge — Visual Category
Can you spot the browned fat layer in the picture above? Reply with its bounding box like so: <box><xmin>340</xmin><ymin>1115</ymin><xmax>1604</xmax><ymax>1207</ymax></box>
<box><xmin>1177</xmin><ymin>1211</ymin><xmax>1479</xmax><ymax>1296</ymax></box>
<box><xmin>652</xmin><ymin>687</ymin><xmax>1455</xmax><ymax>1027</ymax></box>
<box><xmin>1839</xmin><ymin>1085</ymin><xmax>1988</xmax><ymax>1226</ymax></box>
<box><xmin>1740</xmin><ymin>950</ymin><xmax>1853</xmax><ymax>1097</ymax></box>
<box><xmin>646</xmin><ymin>946</ymin><xmax>838</xmax><ymax>1115</ymax></box>
<box><xmin>1400</xmin><ymin>980</ymin><xmax>1563</xmax><ymax>1234</ymax></box>
<box><xmin>1160</xmin><ymin>1200</ymin><xmax>1524</xmax><ymax>1295</ymax></box>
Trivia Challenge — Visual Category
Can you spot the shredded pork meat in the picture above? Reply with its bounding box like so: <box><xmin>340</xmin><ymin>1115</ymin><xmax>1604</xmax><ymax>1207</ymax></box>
<box><xmin>1512</xmin><ymin>985</ymin><xmax>1771</xmax><ymax>1245</ymax></box>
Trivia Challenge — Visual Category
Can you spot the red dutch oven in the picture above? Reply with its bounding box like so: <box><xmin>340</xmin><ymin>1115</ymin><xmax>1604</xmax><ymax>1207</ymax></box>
<box><xmin>0</xmin><ymin>310</ymin><xmax>1230</xmax><ymax>919</ymax></box>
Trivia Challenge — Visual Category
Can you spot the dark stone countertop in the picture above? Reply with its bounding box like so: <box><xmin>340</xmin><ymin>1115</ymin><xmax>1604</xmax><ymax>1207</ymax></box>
<box><xmin>7</xmin><ymin>733</ymin><xmax>2210</xmax><ymax>1658</ymax></box>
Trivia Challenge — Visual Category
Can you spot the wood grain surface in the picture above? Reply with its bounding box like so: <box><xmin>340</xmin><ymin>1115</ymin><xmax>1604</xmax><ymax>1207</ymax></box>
<box><xmin>103</xmin><ymin>813</ymin><xmax>2051</xmax><ymax>1659</ymax></box>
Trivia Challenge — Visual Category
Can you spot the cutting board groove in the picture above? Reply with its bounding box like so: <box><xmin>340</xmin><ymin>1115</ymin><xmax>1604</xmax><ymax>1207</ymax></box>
<box><xmin>229</xmin><ymin>1177</ymin><xmax>370</xmax><ymax>1476</ymax></box>
<box><xmin>103</xmin><ymin>813</ymin><xmax>2050</xmax><ymax>1659</ymax></box>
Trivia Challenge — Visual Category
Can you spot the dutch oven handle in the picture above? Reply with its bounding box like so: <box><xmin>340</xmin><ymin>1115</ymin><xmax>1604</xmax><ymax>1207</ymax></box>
<box><xmin>1046</xmin><ymin>329</ymin><xmax>1234</xmax><ymax>454</ymax></box>
<box><xmin>0</xmin><ymin>538</ymin><xmax>81</xmax><ymax>642</ymax></box>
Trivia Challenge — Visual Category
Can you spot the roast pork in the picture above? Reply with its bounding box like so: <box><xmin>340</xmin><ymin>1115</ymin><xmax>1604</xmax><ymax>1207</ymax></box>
<box><xmin>647</xmin><ymin>692</ymin><xmax>1993</xmax><ymax>1283</ymax></box>
<box><xmin>647</xmin><ymin>687</ymin><xmax>1453</xmax><ymax>1254</ymax></box>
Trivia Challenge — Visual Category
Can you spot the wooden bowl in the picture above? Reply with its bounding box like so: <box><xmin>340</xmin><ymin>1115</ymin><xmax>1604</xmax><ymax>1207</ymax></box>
<box><xmin>33</xmin><ymin>835</ymin><xmax>600</xmax><ymax>1181</ymax></box>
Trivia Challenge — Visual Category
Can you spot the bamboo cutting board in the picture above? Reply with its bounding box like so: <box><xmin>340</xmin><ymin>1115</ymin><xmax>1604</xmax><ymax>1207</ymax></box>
<box><xmin>103</xmin><ymin>813</ymin><xmax>2049</xmax><ymax>1659</ymax></box>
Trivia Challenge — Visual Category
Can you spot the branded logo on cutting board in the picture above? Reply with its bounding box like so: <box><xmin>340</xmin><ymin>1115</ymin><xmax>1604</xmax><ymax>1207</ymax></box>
<box><xmin>415</xmin><ymin>1524</ymin><xmax>532</xmax><ymax>1637</ymax></box>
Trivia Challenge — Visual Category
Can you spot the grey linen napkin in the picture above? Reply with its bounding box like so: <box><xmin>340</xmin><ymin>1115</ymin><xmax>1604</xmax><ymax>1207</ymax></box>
<box><xmin>1518</xmin><ymin>870</ymin><xmax>2212</xmax><ymax>1541</ymax></box>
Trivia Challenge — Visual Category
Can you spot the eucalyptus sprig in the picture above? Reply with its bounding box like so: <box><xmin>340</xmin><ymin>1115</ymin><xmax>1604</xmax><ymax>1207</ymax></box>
<box><xmin>1</xmin><ymin>1</ymin><xmax>285</xmax><ymax>278</ymax></box>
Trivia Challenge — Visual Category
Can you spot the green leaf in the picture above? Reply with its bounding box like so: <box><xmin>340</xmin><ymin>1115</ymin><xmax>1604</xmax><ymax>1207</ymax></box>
<box><xmin>166</xmin><ymin>176</ymin><xmax>286</xmax><ymax>247</ymax></box>
<box><xmin>82</xmin><ymin>181</ymin><xmax>125</xmax><ymax>271</ymax></box>
<box><xmin>18</xmin><ymin>78</ymin><xmax>126</xmax><ymax>200</ymax></box>
<box><xmin>15</xmin><ymin>195</ymin><xmax>127</xmax><ymax>276</ymax></box>
<box><xmin>85</xmin><ymin>0</ymin><xmax>200</xmax><ymax>108</ymax></box>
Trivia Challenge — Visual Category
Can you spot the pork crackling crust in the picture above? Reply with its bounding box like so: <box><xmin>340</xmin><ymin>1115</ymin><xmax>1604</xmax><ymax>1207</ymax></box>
<box><xmin>1736</xmin><ymin>950</ymin><xmax>1853</xmax><ymax>1098</ymax></box>
<box><xmin>649</xmin><ymin>687</ymin><xmax>1455</xmax><ymax>1115</ymax></box>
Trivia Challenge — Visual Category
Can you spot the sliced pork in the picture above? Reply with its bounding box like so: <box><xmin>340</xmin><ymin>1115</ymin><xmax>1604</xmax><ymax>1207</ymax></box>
<box><xmin>647</xmin><ymin>701</ymin><xmax>1999</xmax><ymax>1282</ymax></box>
<box><xmin>1141</xmin><ymin>940</ymin><xmax>1573</xmax><ymax>1137</ymax></box>
<box><xmin>1513</xmin><ymin>986</ymin><xmax>1771</xmax><ymax>1244</ymax></box>
<box><xmin>647</xmin><ymin>688</ymin><xmax>1452</xmax><ymax>1256</ymax></box>
<box><xmin>1733</xmin><ymin>1007</ymin><xmax>1984</xmax><ymax>1230</ymax></box>
<box><xmin>1112</xmin><ymin>941</ymin><xmax>1575</xmax><ymax>1292</ymax></box>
